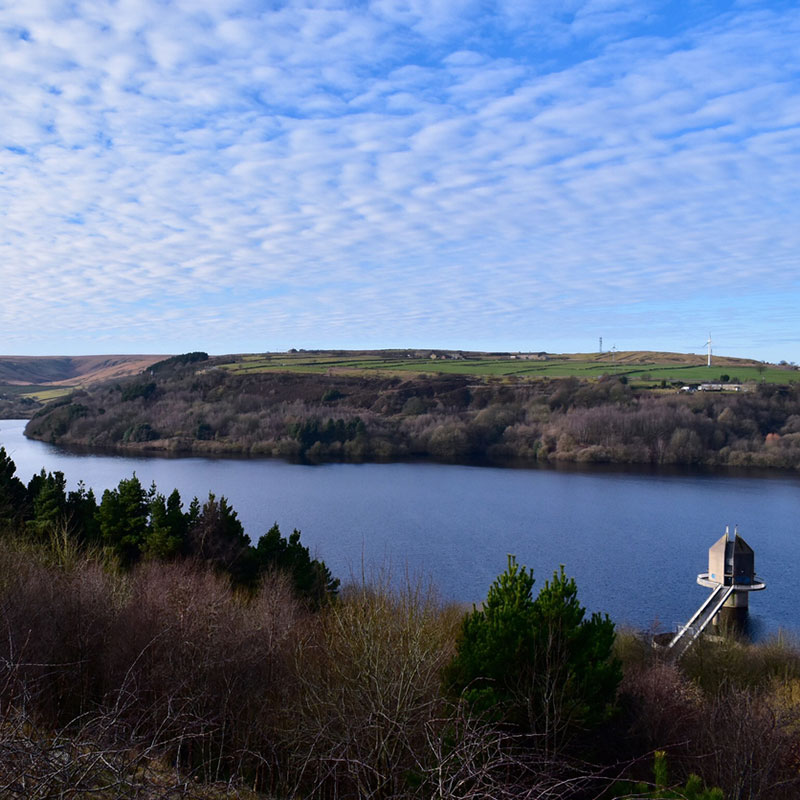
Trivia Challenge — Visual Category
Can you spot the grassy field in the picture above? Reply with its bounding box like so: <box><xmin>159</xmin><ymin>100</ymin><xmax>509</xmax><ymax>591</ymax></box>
<box><xmin>217</xmin><ymin>351</ymin><xmax>800</xmax><ymax>386</ymax></box>
<box><xmin>21</xmin><ymin>386</ymin><xmax>76</xmax><ymax>401</ymax></box>
<box><xmin>0</xmin><ymin>384</ymin><xmax>75</xmax><ymax>400</ymax></box>
<box><xmin>3</xmin><ymin>351</ymin><xmax>796</xmax><ymax>406</ymax></box>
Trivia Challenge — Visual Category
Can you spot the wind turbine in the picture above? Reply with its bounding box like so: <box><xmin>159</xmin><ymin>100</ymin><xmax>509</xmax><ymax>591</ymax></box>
<box><xmin>705</xmin><ymin>334</ymin><xmax>712</xmax><ymax>368</ymax></box>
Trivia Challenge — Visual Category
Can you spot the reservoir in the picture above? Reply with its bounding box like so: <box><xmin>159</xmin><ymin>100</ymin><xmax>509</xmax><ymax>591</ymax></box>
<box><xmin>1</xmin><ymin>418</ymin><xmax>798</xmax><ymax>638</ymax></box>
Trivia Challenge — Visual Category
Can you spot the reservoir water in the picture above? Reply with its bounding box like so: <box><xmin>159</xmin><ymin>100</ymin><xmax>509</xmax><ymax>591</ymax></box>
<box><xmin>1</xmin><ymin>418</ymin><xmax>798</xmax><ymax>638</ymax></box>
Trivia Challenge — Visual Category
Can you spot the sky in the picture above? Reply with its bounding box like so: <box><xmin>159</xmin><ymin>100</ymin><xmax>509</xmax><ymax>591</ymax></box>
<box><xmin>1</xmin><ymin>1</ymin><xmax>799</xmax><ymax>362</ymax></box>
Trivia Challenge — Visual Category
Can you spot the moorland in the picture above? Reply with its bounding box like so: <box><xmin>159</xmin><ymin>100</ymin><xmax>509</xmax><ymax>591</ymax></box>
<box><xmin>0</xmin><ymin>353</ymin><xmax>165</xmax><ymax>417</ymax></box>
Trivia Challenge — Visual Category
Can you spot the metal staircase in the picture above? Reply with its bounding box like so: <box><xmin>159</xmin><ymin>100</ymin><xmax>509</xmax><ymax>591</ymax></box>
<box><xmin>667</xmin><ymin>584</ymin><xmax>735</xmax><ymax>660</ymax></box>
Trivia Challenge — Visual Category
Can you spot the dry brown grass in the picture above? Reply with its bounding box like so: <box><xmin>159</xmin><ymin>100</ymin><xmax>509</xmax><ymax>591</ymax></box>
<box><xmin>0</xmin><ymin>355</ymin><xmax>167</xmax><ymax>387</ymax></box>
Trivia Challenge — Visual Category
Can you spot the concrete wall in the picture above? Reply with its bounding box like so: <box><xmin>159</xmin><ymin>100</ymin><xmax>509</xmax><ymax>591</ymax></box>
<box><xmin>708</xmin><ymin>532</ymin><xmax>728</xmax><ymax>584</ymax></box>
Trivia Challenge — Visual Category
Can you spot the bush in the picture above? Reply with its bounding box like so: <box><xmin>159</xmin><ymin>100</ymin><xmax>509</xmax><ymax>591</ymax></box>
<box><xmin>290</xmin><ymin>576</ymin><xmax>459</xmax><ymax>798</ymax></box>
<box><xmin>122</xmin><ymin>422</ymin><xmax>159</xmax><ymax>442</ymax></box>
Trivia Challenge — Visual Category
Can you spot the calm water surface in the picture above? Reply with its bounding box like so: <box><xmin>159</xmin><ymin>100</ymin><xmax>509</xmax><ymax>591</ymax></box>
<box><xmin>2</xmin><ymin>419</ymin><xmax>798</xmax><ymax>638</ymax></box>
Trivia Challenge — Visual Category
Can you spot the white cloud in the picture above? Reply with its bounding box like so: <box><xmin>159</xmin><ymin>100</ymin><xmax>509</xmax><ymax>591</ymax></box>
<box><xmin>0</xmin><ymin>1</ymin><xmax>798</xmax><ymax>359</ymax></box>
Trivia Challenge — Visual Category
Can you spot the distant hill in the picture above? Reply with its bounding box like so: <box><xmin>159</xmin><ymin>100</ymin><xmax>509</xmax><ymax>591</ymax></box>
<box><xmin>558</xmin><ymin>350</ymin><xmax>765</xmax><ymax>367</ymax></box>
<box><xmin>0</xmin><ymin>355</ymin><xmax>168</xmax><ymax>387</ymax></box>
<box><xmin>0</xmin><ymin>350</ymin><xmax>769</xmax><ymax>388</ymax></box>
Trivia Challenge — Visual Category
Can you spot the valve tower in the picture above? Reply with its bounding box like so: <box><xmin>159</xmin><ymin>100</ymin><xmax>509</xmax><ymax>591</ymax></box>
<box><xmin>696</xmin><ymin>526</ymin><xmax>765</xmax><ymax>626</ymax></box>
<box><xmin>668</xmin><ymin>527</ymin><xmax>765</xmax><ymax>659</ymax></box>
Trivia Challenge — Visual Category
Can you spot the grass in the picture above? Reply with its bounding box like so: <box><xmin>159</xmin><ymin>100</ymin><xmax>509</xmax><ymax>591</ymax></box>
<box><xmin>216</xmin><ymin>353</ymin><xmax>800</xmax><ymax>385</ymax></box>
<box><xmin>6</xmin><ymin>352</ymin><xmax>795</xmax><ymax>402</ymax></box>
<box><xmin>0</xmin><ymin>384</ymin><xmax>76</xmax><ymax>400</ymax></box>
<box><xmin>21</xmin><ymin>386</ymin><xmax>76</xmax><ymax>401</ymax></box>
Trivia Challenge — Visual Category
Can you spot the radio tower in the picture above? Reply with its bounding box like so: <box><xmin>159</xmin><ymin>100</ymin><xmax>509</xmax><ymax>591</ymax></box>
<box><xmin>599</xmin><ymin>337</ymin><xmax>603</xmax><ymax>354</ymax></box>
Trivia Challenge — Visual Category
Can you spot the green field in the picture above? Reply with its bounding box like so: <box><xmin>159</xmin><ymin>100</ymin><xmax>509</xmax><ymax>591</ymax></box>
<box><xmin>0</xmin><ymin>384</ymin><xmax>75</xmax><ymax>401</ymax></box>
<box><xmin>3</xmin><ymin>351</ymin><xmax>793</xmax><ymax>404</ymax></box>
<box><xmin>217</xmin><ymin>352</ymin><xmax>799</xmax><ymax>386</ymax></box>
<box><xmin>24</xmin><ymin>386</ymin><xmax>75</xmax><ymax>401</ymax></box>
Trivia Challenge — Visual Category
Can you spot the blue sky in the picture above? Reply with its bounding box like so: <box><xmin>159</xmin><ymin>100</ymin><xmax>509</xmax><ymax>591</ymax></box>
<box><xmin>1</xmin><ymin>1</ymin><xmax>798</xmax><ymax>361</ymax></box>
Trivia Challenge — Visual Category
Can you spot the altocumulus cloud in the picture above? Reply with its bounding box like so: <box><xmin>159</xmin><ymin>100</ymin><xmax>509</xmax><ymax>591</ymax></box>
<box><xmin>0</xmin><ymin>0</ymin><xmax>799</xmax><ymax>359</ymax></box>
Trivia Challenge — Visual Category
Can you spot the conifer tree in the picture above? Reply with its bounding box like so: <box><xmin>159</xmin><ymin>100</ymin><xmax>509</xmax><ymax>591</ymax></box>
<box><xmin>67</xmin><ymin>481</ymin><xmax>99</xmax><ymax>544</ymax></box>
<box><xmin>0</xmin><ymin>447</ymin><xmax>27</xmax><ymax>526</ymax></box>
<box><xmin>97</xmin><ymin>475</ymin><xmax>149</xmax><ymax>565</ymax></box>
<box><xmin>255</xmin><ymin>523</ymin><xmax>339</xmax><ymax>605</ymax></box>
<box><xmin>186</xmin><ymin>493</ymin><xmax>251</xmax><ymax>575</ymax></box>
<box><xmin>145</xmin><ymin>486</ymin><xmax>187</xmax><ymax>559</ymax></box>
<box><xmin>26</xmin><ymin>469</ymin><xmax>68</xmax><ymax>539</ymax></box>
<box><xmin>444</xmin><ymin>555</ymin><xmax>620</xmax><ymax>748</ymax></box>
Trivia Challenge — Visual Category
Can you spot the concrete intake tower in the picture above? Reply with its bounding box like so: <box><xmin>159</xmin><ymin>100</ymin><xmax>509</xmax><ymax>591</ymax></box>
<box><xmin>668</xmin><ymin>526</ymin><xmax>765</xmax><ymax>659</ymax></box>
<box><xmin>697</xmin><ymin>527</ymin><xmax>766</xmax><ymax>626</ymax></box>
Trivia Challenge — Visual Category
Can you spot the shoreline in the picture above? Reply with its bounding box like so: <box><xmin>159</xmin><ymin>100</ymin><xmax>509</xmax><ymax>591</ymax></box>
<box><xmin>14</xmin><ymin>422</ymin><xmax>800</xmax><ymax>481</ymax></box>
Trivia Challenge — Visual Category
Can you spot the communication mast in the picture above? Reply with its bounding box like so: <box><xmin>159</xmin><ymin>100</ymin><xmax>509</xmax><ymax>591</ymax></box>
<box><xmin>599</xmin><ymin>337</ymin><xmax>603</xmax><ymax>354</ymax></box>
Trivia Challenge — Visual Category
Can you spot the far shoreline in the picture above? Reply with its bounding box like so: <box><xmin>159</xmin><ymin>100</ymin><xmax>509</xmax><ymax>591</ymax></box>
<box><xmin>7</xmin><ymin>418</ymin><xmax>798</xmax><ymax>483</ymax></box>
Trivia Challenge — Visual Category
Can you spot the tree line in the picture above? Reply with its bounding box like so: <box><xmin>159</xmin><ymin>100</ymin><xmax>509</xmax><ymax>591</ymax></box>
<box><xmin>0</xmin><ymin>446</ymin><xmax>337</xmax><ymax>604</ymax></box>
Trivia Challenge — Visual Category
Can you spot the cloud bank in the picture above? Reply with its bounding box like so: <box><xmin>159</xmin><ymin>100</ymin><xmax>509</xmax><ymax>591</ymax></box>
<box><xmin>1</xmin><ymin>1</ymin><xmax>798</xmax><ymax>360</ymax></box>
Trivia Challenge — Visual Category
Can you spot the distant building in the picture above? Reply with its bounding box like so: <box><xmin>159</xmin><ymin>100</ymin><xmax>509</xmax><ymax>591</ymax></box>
<box><xmin>699</xmin><ymin>384</ymin><xmax>744</xmax><ymax>392</ymax></box>
<box><xmin>681</xmin><ymin>384</ymin><xmax>745</xmax><ymax>393</ymax></box>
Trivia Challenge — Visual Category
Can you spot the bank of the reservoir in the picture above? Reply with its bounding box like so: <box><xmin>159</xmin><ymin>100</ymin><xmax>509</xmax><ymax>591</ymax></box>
<box><xmin>22</xmin><ymin>366</ymin><xmax>800</xmax><ymax>471</ymax></box>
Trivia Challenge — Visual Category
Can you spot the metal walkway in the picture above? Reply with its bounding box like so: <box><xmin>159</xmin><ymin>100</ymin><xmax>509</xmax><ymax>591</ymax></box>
<box><xmin>667</xmin><ymin>584</ymin><xmax>735</xmax><ymax>660</ymax></box>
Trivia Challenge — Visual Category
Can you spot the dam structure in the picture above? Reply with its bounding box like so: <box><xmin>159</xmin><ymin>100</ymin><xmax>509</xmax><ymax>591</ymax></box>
<box><xmin>668</xmin><ymin>527</ymin><xmax>765</xmax><ymax>660</ymax></box>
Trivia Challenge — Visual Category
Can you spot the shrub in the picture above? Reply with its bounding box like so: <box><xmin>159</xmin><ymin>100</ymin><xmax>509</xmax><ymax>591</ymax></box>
<box><xmin>290</xmin><ymin>576</ymin><xmax>459</xmax><ymax>798</ymax></box>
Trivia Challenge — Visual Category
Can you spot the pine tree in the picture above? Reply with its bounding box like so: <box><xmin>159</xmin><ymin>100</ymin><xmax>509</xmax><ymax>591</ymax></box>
<box><xmin>97</xmin><ymin>475</ymin><xmax>149</xmax><ymax>565</ymax></box>
<box><xmin>67</xmin><ymin>481</ymin><xmax>100</xmax><ymax>544</ymax></box>
<box><xmin>255</xmin><ymin>523</ymin><xmax>339</xmax><ymax>605</ymax></box>
<box><xmin>0</xmin><ymin>447</ymin><xmax>27</xmax><ymax>526</ymax></box>
<box><xmin>444</xmin><ymin>556</ymin><xmax>620</xmax><ymax>748</ymax></box>
<box><xmin>145</xmin><ymin>486</ymin><xmax>187</xmax><ymax>560</ymax></box>
<box><xmin>528</xmin><ymin>565</ymin><xmax>619</xmax><ymax>747</ymax></box>
<box><xmin>186</xmin><ymin>492</ymin><xmax>251</xmax><ymax>575</ymax></box>
<box><xmin>26</xmin><ymin>469</ymin><xmax>68</xmax><ymax>539</ymax></box>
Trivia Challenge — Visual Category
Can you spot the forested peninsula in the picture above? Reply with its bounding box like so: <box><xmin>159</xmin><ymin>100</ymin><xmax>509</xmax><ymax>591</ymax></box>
<box><xmin>23</xmin><ymin>352</ymin><xmax>800</xmax><ymax>470</ymax></box>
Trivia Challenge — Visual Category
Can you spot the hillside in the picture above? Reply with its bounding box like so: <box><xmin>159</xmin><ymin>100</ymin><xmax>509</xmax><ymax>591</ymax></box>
<box><xmin>0</xmin><ymin>354</ymin><xmax>167</xmax><ymax>386</ymax></box>
<box><xmin>0</xmin><ymin>355</ymin><xmax>169</xmax><ymax>418</ymax></box>
<box><xmin>24</xmin><ymin>352</ymin><xmax>800</xmax><ymax>471</ymax></box>
<box><xmin>213</xmin><ymin>349</ymin><xmax>793</xmax><ymax>384</ymax></box>
<box><xmin>559</xmin><ymin>349</ymin><xmax>765</xmax><ymax>367</ymax></box>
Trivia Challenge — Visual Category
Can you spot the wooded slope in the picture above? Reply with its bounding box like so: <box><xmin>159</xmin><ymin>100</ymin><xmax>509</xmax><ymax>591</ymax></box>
<box><xmin>24</xmin><ymin>355</ymin><xmax>800</xmax><ymax>470</ymax></box>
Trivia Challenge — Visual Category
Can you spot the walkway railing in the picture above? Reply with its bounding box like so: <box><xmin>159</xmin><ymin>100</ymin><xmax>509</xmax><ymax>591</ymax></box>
<box><xmin>667</xmin><ymin>584</ymin><xmax>734</xmax><ymax>660</ymax></box>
